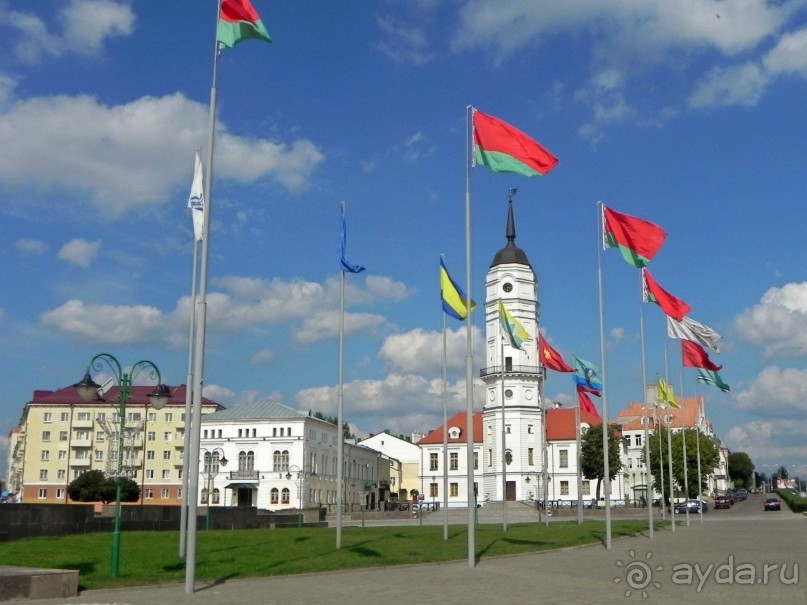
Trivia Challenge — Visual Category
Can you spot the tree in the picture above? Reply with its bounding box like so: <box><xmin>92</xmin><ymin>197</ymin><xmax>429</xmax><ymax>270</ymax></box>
<box><xmin>644</xmin><ymin>428</ymin><xmax>719</xmax><ymax>502</ymax></box>
<box><xmin>580</xmin><ymin>425</ymin><xmax>622</xmax><ymax>500</ymax></box>
<box><xmin>728</xmin><ymin>452</ymin><xmax>755</xmax><ymax>488</ymax></box>
<box><xmin>67</xmin><ymin>470</ymin><xmax>140</xmax><ymax>504</ymax></box>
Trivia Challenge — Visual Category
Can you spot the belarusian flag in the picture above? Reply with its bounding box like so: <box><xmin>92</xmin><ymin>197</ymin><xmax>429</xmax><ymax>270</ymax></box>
<box><xmin>682</xmin><ymin>340</ymin><xmax>722</xmax><ymax>371</ymax></box>
<box><xmin>642</xmin><ymin>268</ymin><xmax>691</xmax><ymax>321</ymax></box>
<box><xmin>218</xmin><ymin>0</ymin><xmax>272</xmax><ymax>48</ymax></box>
<box><xmin>472</xmin><ymin>108</ymin><xmax>558</xmax><ymax>177</ymax></box>
<box><xmin>603</xmin><ymin>205</ymin><xmax>666</xmax><ymax>268</ymax></box>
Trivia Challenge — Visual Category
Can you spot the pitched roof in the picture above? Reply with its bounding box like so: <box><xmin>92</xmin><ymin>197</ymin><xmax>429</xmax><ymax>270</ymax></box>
<box><xmin>416</xmin><ymin>411</ymin><xmax>483</xmax><ymax>445</ymax></box>
<box><xmin>617</xmin><ymin>396</ymin><xmax>703</xmax><ymax>431</ymax></box>
<box><xmin>545</xmin><ymin>408</ymin><xmax>605</xmax><ymax>440</ymax></box>
<box><xmin>30</xmin><ymin>384</ymin><xmax>221</xmax><ymax>408</ymax></box>
<box><xmin>202</xmin><ymin>399</ymin><xmax>305</xmax><ymax>422</ymax></box>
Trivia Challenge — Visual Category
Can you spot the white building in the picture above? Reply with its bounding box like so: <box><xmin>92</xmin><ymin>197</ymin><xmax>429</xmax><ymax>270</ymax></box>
<box><xmin>357</xmin><ymin>431</ymin><xmax>421</xmax><ymax>501</ymax></box>
<box><xmin>199</xmin><ymin>401</ymin><xmax>382</xmax><ymax>512</ymax></box>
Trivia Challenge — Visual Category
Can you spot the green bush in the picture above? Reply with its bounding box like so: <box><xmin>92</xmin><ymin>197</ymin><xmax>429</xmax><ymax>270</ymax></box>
<box><xmin>776</xmin><ymin>489</ymin><xmax>807</xmax><ymax>513</ymax></box>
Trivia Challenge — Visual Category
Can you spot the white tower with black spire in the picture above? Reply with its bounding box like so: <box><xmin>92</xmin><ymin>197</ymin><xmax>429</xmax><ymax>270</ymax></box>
<box><xmin>480</xmin><ymin>194</ymin><xmax>545</xmax><ymax>504</ymax></box>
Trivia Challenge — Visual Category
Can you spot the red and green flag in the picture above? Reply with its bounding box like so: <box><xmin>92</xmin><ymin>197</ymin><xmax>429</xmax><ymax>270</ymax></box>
<box><xmin>603</xmin><ymin>205</ymin><xmax>666</xmax><ymax>268</ymax></box>
<box><xmin>642</xmin><ymin>268</ymin><xmax>691</xmax><ymax>321</ymax></box>
<box><xmin>217</xmin><ymin>0</ymin><xmax>272</xmax><ymax>48</ymax></box>
<box><xmin>472</xmin><ymin>108</ymin><xmax>558</xmax><ymax>177</ymax></box>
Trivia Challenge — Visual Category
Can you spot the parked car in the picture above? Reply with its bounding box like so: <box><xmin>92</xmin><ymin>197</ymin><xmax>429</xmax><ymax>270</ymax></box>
<box><xmin>674</xmin><ymin>499</ymin><xmax>707</xmax><ymax>514</ymax></box>
<box><xmin>763</xmin><ymin>497</ymin><xmax>781</xmax><ymax>511</ymax></box>
<box><xmin>713</xmin><ymin>495</ymin><xmax>731</xmax><ymax>509</ymax></box>
<box><xmin>735</xmin><ymin>488</ymin><xmax>748</xmax><ymax>501</ymax></box>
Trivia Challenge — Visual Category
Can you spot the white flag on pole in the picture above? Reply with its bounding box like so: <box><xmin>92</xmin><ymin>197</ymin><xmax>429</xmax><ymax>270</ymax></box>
<box><xmin>666</xmin><ymin>315</ymin><xmax>721</xmax><ymax>353</ymax></box>
<box><xmin>188</xmin><ymin>150</ymin><xmax>205</xmax><ymax>242</ymax></box>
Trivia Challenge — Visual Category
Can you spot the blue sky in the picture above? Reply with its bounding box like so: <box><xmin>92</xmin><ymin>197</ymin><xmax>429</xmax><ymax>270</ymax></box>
<box><xmin>2</xmin><ymin>0</ymin><xmax>807</xmax><ymax>482</ymax></box>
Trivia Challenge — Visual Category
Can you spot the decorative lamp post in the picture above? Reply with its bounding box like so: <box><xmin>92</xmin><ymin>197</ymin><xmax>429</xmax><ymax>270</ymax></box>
<box><xmin>201</xmin><ymin>448</ymin><xmax>227</xmax><ymax>530</ymax></box>
<box><xmin>74</xmin><ymin>353</ymin><xmax>169</xmax><ymax>578</ymax></box>
<box><xmin>286</xmin><ymin>465</ymin><xmax>314</xmax><ymax>528</ymax></box>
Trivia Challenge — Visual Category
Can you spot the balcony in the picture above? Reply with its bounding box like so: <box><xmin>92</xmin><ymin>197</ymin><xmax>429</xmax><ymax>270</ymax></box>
<box><xmin>69</xmin><ymin>458</ymin><xmax>92</xmax><ymax>467</ymax></box>
<box><xmin>479</xmin><ymin>365</ymin><xmax>544</xmax><ymax>378</ymax></box>
<box><xmin>228</xmin><ymin>470</ymin><xmax>259</xmax><ymax>481</ymax></box>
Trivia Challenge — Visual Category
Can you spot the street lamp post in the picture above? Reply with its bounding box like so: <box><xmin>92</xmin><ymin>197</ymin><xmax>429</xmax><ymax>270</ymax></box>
<box><xmin>74</xmin><ymin>353</ymin><xmax>169</xmax><ymax>578</ymax></box>
<box><xmin>201</xmin><ymin>448</ymin><xmax>227</xmax><ymax>530</ymax></box>
<box><xmin>286</xmin><ymin>465</ymin><xmax>313</xmax><ymax>528</ymax></box>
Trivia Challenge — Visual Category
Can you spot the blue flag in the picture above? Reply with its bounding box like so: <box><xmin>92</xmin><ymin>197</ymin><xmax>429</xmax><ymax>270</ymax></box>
<box><xmin>339</xmin><ymin>202</ymin><xmax>365</xmax><ymax>273</ymax></box>
<box><xmin>572</xmin><ymin>356</ymin><xmax>603</xmax><ymax>395</ymax></box>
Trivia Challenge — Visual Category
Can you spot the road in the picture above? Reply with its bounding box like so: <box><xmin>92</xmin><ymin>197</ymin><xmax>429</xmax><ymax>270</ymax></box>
<box><xmin>15</xmin><ymin>492</ymin><xmax>806</xmax><ymax>605</ymax></box>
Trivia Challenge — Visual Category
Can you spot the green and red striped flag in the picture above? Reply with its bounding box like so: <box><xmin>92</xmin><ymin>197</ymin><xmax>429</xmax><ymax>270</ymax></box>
<box><xmin>472</xmin><ymin>108</ymin><xmax>558</xmax><ymax>177</ymax></box>
<box><xmin>217</xmin><ymin>0</ymin><xmax>272</xmax><ymax>48</ymax></box>
<box><xmin>603</xmin><ymin>205</ymin><xmax>666</xmax><ymax>268</ymax></box>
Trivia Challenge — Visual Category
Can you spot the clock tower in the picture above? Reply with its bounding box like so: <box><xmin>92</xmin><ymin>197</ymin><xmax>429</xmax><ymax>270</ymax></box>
<box><xmin>480</xmin><ymin>197</ymin><xmax>545</xmax><ymax>504</ymax></box>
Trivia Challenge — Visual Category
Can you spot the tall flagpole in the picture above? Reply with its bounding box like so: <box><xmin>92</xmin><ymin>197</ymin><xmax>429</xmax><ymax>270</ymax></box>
<box><xmin>638</xmin><ymin>274</ymin><xmax>653</xmax><ymax>538</ymax></box>
<box><xmin>680</xmin><ymin>377</ymin><xmax>690</xmax><ymax>527</ymax></box>
<box><xmin>336</xmin><ymin>269</ymin><xmax>345</xmax><ymax>549</ymax></box>
<box><xmin>464</xmin><ymin>105</ymin><xmax>476</xmax><ymax>568</ymax></box>
<box><xmin>665</xmin><ymin>408</ymin><xmax>676</xmax><ymax>532</ymax></box>
<box><xmin>576</xmin><ymin>399</ymin><xmax>583</xmax><ymax>524</ymax></box>
<box><xmin>695</xmin><ymin>395</ymin><xmax>704</xmax><ymax>524</ymax></box>
<box><xmin>185</xmin><ymin>1</ymin><xmax>222</xmax><ymax>594</ymax></box>
<box><xmin>441</xmin><ymin>257</ymin><xmax>449</xmax><ymax>540</ymax></box>
<box><xmin>179</xmin><ymin>197</ymin><xmax>200</xmax><ymax>557</ymax></box>
<box><xmin>596</xmin><ymin>201</ymin><xmax>612</xmax><ymax>549</ymax></box>
<box><xmin>655</xmin><ymin>405</ymin><xmax>665</xmax><ymax>520</ymax></box>
<box><xmin>499</xmin><ymin>323</ymin><xmax>507</xmax><ymax>531</ymax></box>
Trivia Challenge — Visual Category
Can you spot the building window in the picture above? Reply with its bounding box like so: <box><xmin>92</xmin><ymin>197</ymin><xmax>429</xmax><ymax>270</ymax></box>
<box><xmin>270</xmin><ymin>488</ymin><xmax>279</xmax><ymax>504</ymax></box>
<box><xmin>38</xmin><ymin>489</ymin><xmax>47</xmax><ymax>499</ymax></box>
<box><xmin>201</xmin><ymin>489</ymin><xmax>209</xmax><ymax>504</ymax></box>
<box><xmin>145</xmin><ymin>489</ymin><xmax>154</xmax><ymax>500</ymax></box>
<box><xmin>43</xmin><ymin>412</ymin><xmax>52</xmax><ymax>423</ymax></box>
<box><xmin>59</xmin><ymin>431</ymin><xmax>68</xmax><ymax>441</ymax></box>
<box><xmin>161</xmin><ymin>489</ymin><xmax>170</xmax><ymax>499</ymax></box>
<box><xmin>528</xmin><ymin>448</ymin><xmax>534</xmax><ymax>465</ymax></box>
<box><xmin>559</xmin><ymin>450</ymin><xmax>569</xmax><ymax>468</ymax></box>
<box><xmin>95</xmin><ymin>450</ymin><xmax>104</xmax><ymax>461</ymax></box>
<box><xmin>60</xmin><ymin>412</ymin><xmax>69</xmax><ymax>422</ymax></box>
<box><xmin>163</xmin><ymin>451</ymin><xmax>171</xmax><ymax>460</ymax></box>
<box><xmin>450</xmin><ymin>483</ymin><xmax>459</xmax><ymax>497</ymax></box>
<box><xmin>58</xmin><ymin>450</ymin><xmax>67</xmax><ymax>460</ymax></box>
<box><xmin>582</xmin><ymin>481</ymin><xmax>590</xmax><ymax>495</ymax></box>
<box><xmin>450</xmin><ymin>452</ymin><xmax>458</xmax><ymax>471</ymax></box>
<box><xmin>281</xmin><ymin>450</ymin><xmax>289</xmax><ymax>472</ymax></box>
<box><xmin>42</xmin><ymin>431</ymin><xmax>51</xmax><ymax>442</ymax></box>
<box><xmin>281</xmin><ymin>488</ymin><xmax>290</xmax><ymax>504</ymax></box>
<box><xmin>148</xmin><ymin>412</ymin><xmax>156</xmax><ymax>421</ymax></box>
<box><xmin>162</xmin><ymin>469</ymin><xmax>170</xmax><ymax>479</ymax></box>
<box><xmin>147</xmin><ymin>450</ymin><xmax>155</xmax><ymax>460</ymax></box>
<box><xmin>96</xmin><ymin>431</ymin><xmax>105</xmax><ymax>441</ymax></box>
<box><xmin>474</xmin><ymin>452</ymin><xmax>478</xmax><ymax>470</ymax></box>
<box><xmin>97</xmin><ymin>412</ymin><xmax>106</xmax><ymax>421</ymax></box>
<box><xmin>635</xmin><ymin>434</ymin><xmax>642</xmax><ymax>447</ymax></box>
<box><xmin>128</xmin><ymin>412</ymin><xmax>141</xmax><ymax>421</ymax></box>
<box><xmin>56</xmin><ymin>489</ymin><xmax>65</xmax><ymax>499</ymax></box>
<box><xmin>429</xmin><ymin>453</ymin><xmax>438</xmax><ymax>471</ymax></box>
<box><xmin>40</xmin><ymin>450</ymin><xmax>49</xmax><ymax>461</ymax></box>
<box><xmin>165</xmin><ymin>413</ymin><xmax>172</xmax><ymax>422</ymax></box>
<box><xmin>77</xmin><ymin>412</ymin><xmax>90</xmax><ymax>421</ymax></box>
<box><xmin>527</xmin><ymin>425</ymin><xmax>533</xmax><ymax>434</ymax></box>
<box><xmin>211</xmin><ymin>489</ymin><xmax>220</xmax><ymax>504</ymax></box>
<box><xmin>57</xmin><ymin>470</ymin><xmax>66</xmax><ymax>480</ymax></box>
<box><xmin>146</xmin><ymin>470</ymin><xmax>154</xmax><ymax>479</ymax></box>
<box><xmin>163</xmin><ymin>432</ymin><xmax>172</xmax><ymax>442</ymax></box>
<box><xmin>273</xmin><ymin>450</ymin><xmax>281</xmax><ymax>471</ymax></box>
<box><xmin>487</xmin><ymin>449</ymin><xmax>493</xmax><ymax>467</ymax></box>
<box><xmin>148</xmin><ymin>431</ymin><xmax>156</xmax><ymax>442</ymax></box>
<box><xmin>560</xmin><ymin>481</ymin><xmax>569</xmax><ymax>496</ymax></box>
<box><xmin>39</xmin><ymin>469</ymin><xmax>48</xmax><ymax>480</ymax></box>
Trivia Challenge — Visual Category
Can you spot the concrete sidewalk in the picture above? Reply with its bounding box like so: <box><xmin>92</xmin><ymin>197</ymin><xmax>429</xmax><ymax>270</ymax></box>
<box><xmin>15</xmin><ymin>511</ymin><xmax>806</xmax><ymax>605</ymax></box>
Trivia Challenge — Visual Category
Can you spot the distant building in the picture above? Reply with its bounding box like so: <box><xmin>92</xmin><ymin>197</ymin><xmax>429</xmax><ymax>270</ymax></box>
<box><xmin>6</xmin><ymin>385</ymin><xmax>222</xmax><ymax>504</ymax></box>
<box><xmin>357</xmin><ymin>431</ymin><xmax>421</xmax><ymax>501</ymax></box>
<box><xmin>199</xmin><ymin>401</ymin><xmax>383</xmax><ymax>511</ymax></box>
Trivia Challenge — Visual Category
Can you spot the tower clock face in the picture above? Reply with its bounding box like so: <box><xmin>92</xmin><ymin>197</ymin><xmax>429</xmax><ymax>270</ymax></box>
<box><xmin>503</xmin><ymin>282</ymin><xmax>513</xmax><ymax>293</ymax></box>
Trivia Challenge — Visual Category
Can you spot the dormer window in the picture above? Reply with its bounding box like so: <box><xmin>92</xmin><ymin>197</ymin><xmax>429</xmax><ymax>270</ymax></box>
<box><xmin>448</xmin><ymin>426</ymin><xmax>462</xmax><ymax>439</ymax></box>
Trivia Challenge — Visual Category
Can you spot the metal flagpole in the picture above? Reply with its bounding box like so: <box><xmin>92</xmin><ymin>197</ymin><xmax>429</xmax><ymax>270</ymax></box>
<box><xmin>185</xmin><ymin>2</ymin><xmax>221</xmax><ymax>592</ymax></box>
<box><xmin>655</xmin><ymin>405</ymin><xmax>665</xmax><ymax>520</ymax></box>
<box><xmin>179</xmin><ymin>194</ymin><xmax>200</xmax><ymax>558</ymax></box>
<box><xmin>499</xmin><ymin>323</ymin><xmax>507</xmax><ymax>531</ymax></box>
<box><xmin>665</xmin><ymin>410</ymin><xmax>675</xmax><ymax>532</ymax></box>
<box><xmin>464</xmin><ymin>105</ymin><xmax>476</xmax><ymax>568</ymax></box>
<box><xmin>576</xmin><ymin>399</ymin><xmax>583</xmax><ymax>524</ymax></box>
<box><xmin>595</xmin><ymin>201</ymin><xmax>612</xmax><ymax>549</ymax></box>
<box><xmin>542</xmin><ymin>395</ymin><xmax>549</xmax><ymax>527</ymax></box>
<box><xmin>638</xmin><ymin>272</ymin><xmax>653</xmax><ymax>538</ymax></box>
<box><xmin>337</xmin><ymin>269</ymin><xmax>345</xmax><ymax>549</ymax></box>
<box><xmin>441</xmin><ymin>269</ymin><xmax>449</xmax><ymax>540</ymax></box>
<box><xmin>696</xmin><ymin>399</ymin><xmax>704</xmax><ymax>524</ymax></box>
<box><xmin>680</xmin><ymin>388</ymin><xmax>690</xmax><ymax>527</ymax></box>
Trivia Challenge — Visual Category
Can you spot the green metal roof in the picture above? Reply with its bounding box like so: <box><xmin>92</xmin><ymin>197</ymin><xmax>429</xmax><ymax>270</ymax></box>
<box><xmin>201</xmin><ymin>399</ymin><xmax>305</xmax><ymax>422</ymax></box>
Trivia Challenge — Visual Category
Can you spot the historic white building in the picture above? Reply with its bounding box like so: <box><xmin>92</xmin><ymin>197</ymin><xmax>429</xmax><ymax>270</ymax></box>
<box><xmin>199</xmin><ymin>401</ymin><xmax>383</xmax><ymax>512</ymax></box>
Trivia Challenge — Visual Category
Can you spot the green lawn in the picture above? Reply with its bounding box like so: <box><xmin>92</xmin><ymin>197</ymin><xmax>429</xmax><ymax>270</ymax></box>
<box><xmin>2</xmin><ymin>520</ymin><xmax>655</xmax><ymax>591</ymax></box>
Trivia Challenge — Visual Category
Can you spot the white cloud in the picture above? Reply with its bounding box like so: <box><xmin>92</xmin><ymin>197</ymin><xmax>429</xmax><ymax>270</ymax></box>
<box><xmin>688</xmin><ymin>62</ymin><xmax>769</xmax><ymax>108</ymax></box>
<box><xmin>41</xmin><ymin>299</ymin><xmax>166</xmax><ymax>345</ymax></box>
<box><xmin>724</xmin><ymin>418</ymin><xmax>807</xmax><ymax>467</ymax></box>
<box><xmin>378</xmin><ymin>326</ymin><xmax>484</xmax><ymax>375</ymax></box>
<box><xmin>762</xmin><ymin>27</ymin><xmax>807</xmax><ymax>76</ymax></box>
<box><xmin>295</xmin><ymin>310</ymin><xmax>388</xmax><ymax>344</ymax></box>
<box><xmin>0</xmin><ymin>92</ymin><xmax>324</xmax><ymax>218</ymax></box>
<box><xmin>734</xmin><ymin>282</ymin><xmax>807</xmax><ymax>357</ymax></box>
<box><xmin>250</xmin><ymin>349</ymin><xmax>276</xmax><ymax>365</ymax></box>
<box><xmin>4</xmin><ymin>0</ymin><xmax>135</xmax><ymax>63</ymax></box>
<box><xmin>57</xmin><ymin>238</ymin><xmax>101</xmax><ymax>268</ymax></box>
<box><xmin>14</xmin><ymin>238</ymin><xmax>48</xmax><ymax>255</ymax></box>
<box><xmin>733</xmin><ymin>366</ymin><xmax>807</xmax><ymax>415</ymax></box>
<box><xmin>375</xmin><ymin>14</ymin><xmax>433</xmax><ymax>65</ymax></box>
